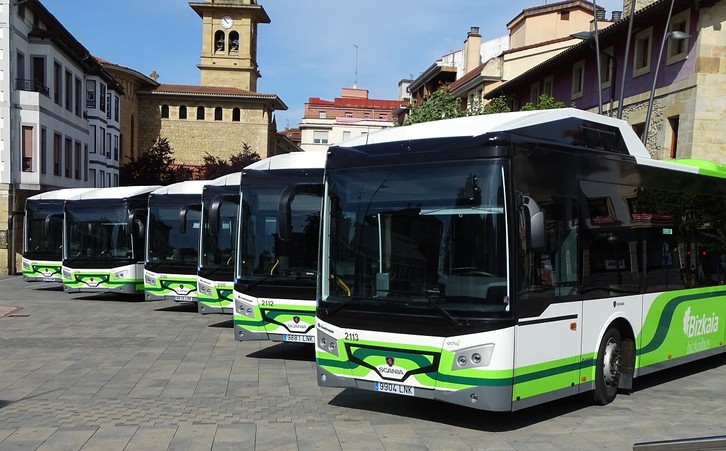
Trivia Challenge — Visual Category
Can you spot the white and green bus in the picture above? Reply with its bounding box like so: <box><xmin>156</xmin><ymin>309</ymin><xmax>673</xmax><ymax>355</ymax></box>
<box><xmin>233</xmin><ymin>151</ymin><xmax>326</xmax><ymax>343</ymax></box>
<box><xmin>22</xmin><ymin>188</ymin><xmax>96</xmax><ymax>282</ymax></box>
<box><xmin>197</xmin><ymin>172</ymin><xmax>241</xmax><ymax>314</ymax></box>
<box><xmin>144</xmin><ymin>180</ymin><xmax>208</xmax><ymax>302</ymax></box>
<box><xmin>315</xmin><ymin>108</ymin><xmax>726</xmax><ymax>411</ymax></box>
<box><xmin>62</xmin><ymin>185</ymin><xmax>160</xmax><ymax>295</ymax></box>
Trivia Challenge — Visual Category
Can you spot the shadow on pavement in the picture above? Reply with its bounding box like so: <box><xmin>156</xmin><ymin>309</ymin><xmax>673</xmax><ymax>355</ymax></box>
<box><xmin>70</xmin><ymin>293</ymin><xmax>146</xmax><ymax>302</ymax></box>
<box><xmin>208</xmin><ymin>319</ymin><xmax>233</xmax><ymax>328</ymax></box>
<box><xmin>248</xmin><ymin>342</ymin><xmax>316</xmax><ymax>362</ymax></box>
<box><xmin>154</xmin><ymin>303</ymin><xmax>198</xmax><ymax>313</ymax></box>
<box><xmin>327</xmin><ymin>388</ymin><xmax>587</xmax><ymax>431</ymax></box>
<box><xmin>631</xmin><ymin>352</ymin><xmax>726</xmax><ymax>392</ymax></box>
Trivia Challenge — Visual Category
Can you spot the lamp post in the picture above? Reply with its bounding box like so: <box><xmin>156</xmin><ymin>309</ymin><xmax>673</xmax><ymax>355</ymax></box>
<box><xmin>641</xmin><ymin>28</ymin><xmax>690</xmax><ymax>146</ymax></box>
<box><xmin>571</xmin><ymin>31</ymin><xmax>617</xmax><ymax>116</ymax></box>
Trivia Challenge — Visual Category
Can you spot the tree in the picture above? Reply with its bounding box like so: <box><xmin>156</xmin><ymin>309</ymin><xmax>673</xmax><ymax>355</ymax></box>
<box><xmin>197</xmin><ymin>143</ymin><xmax>260</xmax><ymax>180</ymax></box>
<box><xmin>404</xmin><ymin>85</ymin><xmax>466</xmax><ymax>125</ymax></box>
<box><xmin>520</xmin><ymin>94</ymin><xmax>566</xmax><ymax>111</ymax></box>
<box><xmin>120</xmin><ymin>137</ymin><xmax>193</xmax><ymax>186</ymax></box>
<box><xmin>196</xmin><ymin>143</ymin><xmax>261</xmax><ymax>180</ymax></box>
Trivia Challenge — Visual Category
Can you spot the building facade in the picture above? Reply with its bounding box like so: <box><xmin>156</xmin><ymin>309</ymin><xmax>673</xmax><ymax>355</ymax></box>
<box><xmin>299</xmin><ymin>88</ymin><xmax>406</xmax><ymax>152</ymax></box>
<box><xmin>485</xmin><ymin>0</ymin><xmax>726</xmax><ymax>162</ymax></box>
<box><xmin>0</xmin><ymin>0</ymin><xmax>123</xmax><ymax>274</ymax></box>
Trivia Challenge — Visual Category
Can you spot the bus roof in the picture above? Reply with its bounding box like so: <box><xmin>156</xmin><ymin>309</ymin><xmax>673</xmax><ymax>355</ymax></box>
<box><xmin>246</xmin><ymin>151</ymin><xmax>326</xmax><ymax>171</ymax></box>
<box><xmin>149</xmin><ymin>180</ymin><xmax>209</xmax><ymax>196</ymax></box>
<box><xmin>26</xmin><ymin>187</ymin><xmax>97</xmax><ymax>202</ymax></box>
<box><xmin>72</xmin><ymin>185</ymin><xmax>162</xmax><ymax>201</ymax></box>
<box><xmin>341</xmin><ymin>108</ymin><xmax>650</xmax><ymax>159</ymax></box>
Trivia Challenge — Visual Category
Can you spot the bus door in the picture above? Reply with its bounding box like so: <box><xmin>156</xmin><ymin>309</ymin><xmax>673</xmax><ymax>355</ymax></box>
<box><xmin>513</xmin><ymin>194</ymin><xmax>582</xmax><ymax>408</ymax></box>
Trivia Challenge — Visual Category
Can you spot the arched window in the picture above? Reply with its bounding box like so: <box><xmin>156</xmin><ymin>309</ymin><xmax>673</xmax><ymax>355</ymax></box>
<box><xmin>160</xmin><ymin>104</ymin><xmax>169</xmax><ymax>119</ymax></box>
<box><xmin>179</xmin><ymin>105</ymin><xmax>187</xmax><ymax>120</ymax></box>
<box><xmin>214</xmin><ymin>107</ymin><xmax>223</xmax><ymax>121</ymax></box>
<box><xmin>214</xmin><ymin>30</ymin><xmax>225</xmax><ymax>53</ymax></box>
<box><xmin>229</xmin><ymin>31</ymin><xmax>240</xmax><ymax>54</ymax></box>
<box><xmin>232</xmin><ymin>108</ymin><xmax>241</xmax><ymax>122</ymax></box>
<box><xmin>197</xmin><ymin>106</ymin><xmax>205</xmax><ymax>120</ymax></box>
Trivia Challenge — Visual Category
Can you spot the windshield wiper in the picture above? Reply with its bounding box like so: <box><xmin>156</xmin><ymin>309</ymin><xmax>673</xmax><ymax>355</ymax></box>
<box><xmin>421</xmin><ymin>290</ymin><xmax>461</xmax><ymax>330</ymax></box>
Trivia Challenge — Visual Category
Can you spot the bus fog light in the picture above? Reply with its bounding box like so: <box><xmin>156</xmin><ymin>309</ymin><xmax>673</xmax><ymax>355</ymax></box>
<box><xmin>452</xmin><ymin>344</ymin><xmax>494</xmax><ymax>371</ymax></box>
<box><xmin>321</xmin><ymin>373</ymin><xmax>327</xmax><ymax>383</ymax></box>
<box><xmin>316</xmin><ymin>330</ymin><xmax>339</xmax><ymax>357</ymax></box>
<box><xmin>470</xmin><ymin>394</ymin><xmax>479</xmax><ymax>403</ymax></box>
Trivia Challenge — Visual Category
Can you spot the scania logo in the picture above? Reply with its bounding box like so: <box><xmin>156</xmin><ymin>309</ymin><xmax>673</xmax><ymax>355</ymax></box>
<box><xmin>286</xmin><ymin>318</ymin><xmax>309</xmax><ymax>331</ymax></box>
<box><xmin>386</xmin><ymin>356</ymin><xmax>394</xmax><ymax>367</ymax></box>
<box><xmin>293</xmin><ymin>316</ymin><xmax>300</xmax><ymax>324</ymax></box>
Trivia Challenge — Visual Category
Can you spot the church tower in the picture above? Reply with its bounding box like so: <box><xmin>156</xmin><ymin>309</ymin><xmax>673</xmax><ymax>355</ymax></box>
<box><xmin>189</xmin><ymin>0</ymin><xmax>270</xmax><ymax>92</ymax></box>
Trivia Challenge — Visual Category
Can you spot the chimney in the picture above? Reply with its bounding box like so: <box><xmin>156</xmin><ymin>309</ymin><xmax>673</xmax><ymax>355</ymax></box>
<box><xmin>595</xmin><ymin>9</ymin><xmax>606</xmax><ymax>21</ymax></box>
<box><xmin>463</xmin><ymin>26</ymin><xmax>481</xmax><ymax>75</ymax></box>
<box><xmin>611</xmin><ymin>10</ymin><xmax>623</xmax><ymax>21</ymax></box>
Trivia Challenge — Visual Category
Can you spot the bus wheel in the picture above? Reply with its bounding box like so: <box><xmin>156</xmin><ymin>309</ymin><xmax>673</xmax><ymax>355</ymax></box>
<box><xmin>593</xmin><ymin>327</ymin><xmax>622</xmax><ymax>405</ymax></box>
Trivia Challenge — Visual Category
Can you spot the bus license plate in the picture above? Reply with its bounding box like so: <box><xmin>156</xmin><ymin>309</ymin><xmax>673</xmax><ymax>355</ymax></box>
<box><xmin>375</xmin><ymin>382</ymin><xmax>414</xmax><ymax>396</ymax></box>
<box><xmin>283</xmin><ymin>334</ymin><xmax>314</xmax><ymax>343</ymax></box>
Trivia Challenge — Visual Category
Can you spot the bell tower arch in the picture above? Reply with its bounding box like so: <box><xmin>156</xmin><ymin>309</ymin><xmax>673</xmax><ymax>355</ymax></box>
<box><xmin>190</xmin><ymin>0</ymin><xmax>270</xmax><ymax>92</ymax></box>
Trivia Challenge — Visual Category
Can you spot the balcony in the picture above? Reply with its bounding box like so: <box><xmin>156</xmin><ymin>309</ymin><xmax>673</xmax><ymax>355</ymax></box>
<box><xmin>15</xmin><ymin>78</ymin><xmax>49</xmax><ymax>97</ymax></box>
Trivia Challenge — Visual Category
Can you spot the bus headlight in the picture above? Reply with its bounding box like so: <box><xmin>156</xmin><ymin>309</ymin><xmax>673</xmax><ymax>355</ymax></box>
<box><xmin>316</xmin><ymin>330</ymin><xmax>339</xmax><ymax>357</ymax></box>
<box><xmin>452</xmin><ymin>344</ymin><xmax>494</xmax><ymax>370</ymax></box>
<box><xmin>62</xmin><ymin>269</ymin><xmax>71</xmax><ymax>280</ymax></box>
<box><xmin>198</xmin><ymin>281</ymin><xmax>212</xmax><ymax>295</ymax></box>
<box><xmin>235</xmin><ymin>299</ymin><xmax>254</xmax><ymax>318</ymax></box>
<box><xmin>144</xmin><ymin>273</ymin><xmax>157</xmax><ymax>286</ymax></box>
<box><xmin>22</xmin><ymin>260</ymin><xmax>30</xmax><ymax>269</ymax></box>
<box><xmin>113</xmin><ymin>270</ymin><xmax>127</xmax><ymax>280</ymax></box>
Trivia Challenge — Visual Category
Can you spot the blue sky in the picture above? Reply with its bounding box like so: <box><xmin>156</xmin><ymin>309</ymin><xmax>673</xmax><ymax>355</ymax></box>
<box><xmin>41</xmin><ymin>0</ymin><xmax>623</xmax><ymax>130</ymax></box>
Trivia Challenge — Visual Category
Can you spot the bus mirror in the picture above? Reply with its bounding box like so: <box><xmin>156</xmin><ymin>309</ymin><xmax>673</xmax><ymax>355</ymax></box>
<box><xmin>178</xmin><ymin>204</ymin><xmax>201</xmax><ymax>234</ymax></box>
<box><xmin>522</xmin><ymin>196</ymin><xmax>545</xmax><ymax>251</ymax></box>
<box><xmin>209</xmin><ymin>195</ymin><xmax>238</xmax><ymax>232</ymax></box>
<box><xmin>128</xmin><ymin>209</ymin><xmax>147</xmax><ymax>239</ymax></box>
<box><xmin>44</xmin><ymin>213</ymin><xmax>63</xmax><ymax>236</ymax></box>
<box><xmin>277</xmin><ymin>184</ymin><xmax>323</xmax><ymax>241</ymax></box>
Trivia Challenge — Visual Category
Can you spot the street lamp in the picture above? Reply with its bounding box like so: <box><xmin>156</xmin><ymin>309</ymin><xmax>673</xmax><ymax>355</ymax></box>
<box><xmin>642</xmin><ymin>27</ymin><xmax>690</xmax><ymax>146</ymax></box>
<box><xmin>571</xmin><ymin>31</ymin><xmax>617</xmax><ymax>116</ymax></box>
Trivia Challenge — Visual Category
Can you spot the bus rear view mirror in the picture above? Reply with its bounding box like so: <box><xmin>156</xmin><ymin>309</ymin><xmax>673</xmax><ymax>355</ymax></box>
<box><xmin>521</xmin><ymin>195</ymin><xmax>545</xmax><ymax>251</ymax></box>
<box><xmin>277</xmin><ymin>183</ymin><xmax>323</xmax><ymax>241</ymax></box>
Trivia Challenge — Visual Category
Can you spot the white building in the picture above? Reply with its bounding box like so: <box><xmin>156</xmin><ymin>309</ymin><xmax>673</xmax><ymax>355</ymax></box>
<box><xmin>0</xmin><ymin>0</ymin><xmax>123</xmax><ymax>274</ymax></box>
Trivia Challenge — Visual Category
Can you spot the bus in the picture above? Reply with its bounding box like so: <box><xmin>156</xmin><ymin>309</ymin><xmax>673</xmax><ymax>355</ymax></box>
<box><xmin>233</xmin><ymin>151</ymin><xmax>326</xmax><ymax>343</ymax></box>
<box><xmin>315</xmin><ymin>108</ymin><xmax>726</xmax><ymax>412</ymax></box>
<box><xmin>62</xmin><ymin>185</ymin><xmax>161</xmax><ymax>295</ymax></box>
<box><xmin>144</xmin><ymin>180</ymin><xmax>208</xmax><ymax>302</ymax></box>
<box><xmin>22</xmin><ymin>188</ymin><xmax>96</xmax><ymax>282</ymax></box>
<box><xmin>197</xmin><ymin>172</ymin><xmax>241</xmax><ymax>314</ymax></box>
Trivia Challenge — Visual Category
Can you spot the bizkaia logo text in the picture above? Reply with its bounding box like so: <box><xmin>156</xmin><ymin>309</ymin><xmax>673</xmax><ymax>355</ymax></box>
<box><xmin>682</xmin><ymin>306</ymin><xmax>720</xmax><ymax>355</ymax></box>
<box><xmin>682</xmin><ymin>306</ymin><xmax>719</xmax><ymax>338</ymax></box>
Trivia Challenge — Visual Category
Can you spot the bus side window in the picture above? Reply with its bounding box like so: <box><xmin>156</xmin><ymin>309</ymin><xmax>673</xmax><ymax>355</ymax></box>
<box><xmin>518</xmin><ymin>194</ymin><xmax>578</xmax><ymax>301</ymax></box>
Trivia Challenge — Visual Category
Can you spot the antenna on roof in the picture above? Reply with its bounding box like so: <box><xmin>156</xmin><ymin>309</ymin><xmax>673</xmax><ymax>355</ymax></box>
<box><xmin>353</xmin><ymin>44</ymin><xmax>358</xmax><ymax>89</ymax></box>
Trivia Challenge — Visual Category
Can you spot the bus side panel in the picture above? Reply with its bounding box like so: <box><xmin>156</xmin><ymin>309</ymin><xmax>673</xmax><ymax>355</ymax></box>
<box><xmin>579</xmin><ymin>294</ymin><xmax>642</xmax><ymax>391</ymax></box>
<box><xmin>637</xmin><ymin>288</ymin><xmax>726</xmax><ymax>375</ymax></box>
<box><xmin>512</xmin><ymin>302</ymin><xmax>582</xmax><ymax>408</ymax></box>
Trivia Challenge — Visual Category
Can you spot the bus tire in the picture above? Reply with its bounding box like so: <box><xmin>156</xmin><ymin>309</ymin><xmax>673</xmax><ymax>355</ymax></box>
<box><xmin>593</xmin><ymin>327</ymin><xmax>622</xmax><ymax>405</ymax></box>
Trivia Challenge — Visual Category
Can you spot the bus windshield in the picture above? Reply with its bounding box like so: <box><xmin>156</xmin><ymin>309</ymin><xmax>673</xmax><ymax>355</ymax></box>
<box><xmin>236</xmin><ymin>185</ymin><xmax>320</xmax><ymax>286</ymax></box>
<box><xmin>25</xmin><ymin>203</ymin><xmax>64</xmax><ymax>259</ymax></box>
<box><xmin>147</xmin><ymin>200</ymin><xmax>202</xmax><ymax>265</ymax></box>
<box><xmin>65</xmin><ymin>203</ymin><xmax>134</xmax><ymax>261</ymax></box>
<box><xmin>322</xmin><ymin>160</ymin><xmax>510</xmax><ymax>319</ymax></box>
<box><xmin>200</xmin><ymin>195</ymin><xmax>238</xmax><ymax>270</ymax></box>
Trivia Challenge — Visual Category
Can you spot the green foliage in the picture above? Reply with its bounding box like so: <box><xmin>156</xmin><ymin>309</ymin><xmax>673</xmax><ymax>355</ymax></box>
<box><xmin>197</xmin><ymin>143</ymin><xmax>261</xmax><ymax>180</ymax></box>
<box><xmin>520</xmin><ymin>94</ymin><xmax>566</xmax><ymax>111</ymax></box>
<box><xmin>404</xmin><ymin>86</ymin><xmax>466</xmax><ymax>125</ymax></box>
<box><xmin>480</xmin><ymin>96</ymin><xmax>511</xmax><ymax>115</ymax></box>
<box><xmin>120</xmin><ymin>137</ymin><xmax>193</xmax><ymax>186</ymax></box>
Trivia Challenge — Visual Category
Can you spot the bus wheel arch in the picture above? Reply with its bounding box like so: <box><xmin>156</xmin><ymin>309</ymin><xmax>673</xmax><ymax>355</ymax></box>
<box><xmin>592</xmin><ymin>318</ymin><xmax>635</xmax><ymax>405</ymax></box>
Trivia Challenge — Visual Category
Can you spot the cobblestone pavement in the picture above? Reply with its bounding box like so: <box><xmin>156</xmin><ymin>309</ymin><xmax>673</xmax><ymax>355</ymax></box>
<box><xmin>1</xmin><ymin>276</ymin><xmax>725</xmax><ymax>450</ymax></box>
